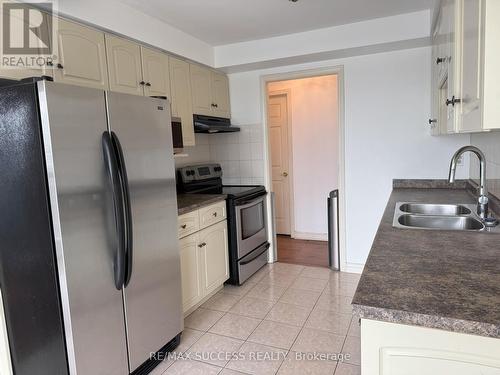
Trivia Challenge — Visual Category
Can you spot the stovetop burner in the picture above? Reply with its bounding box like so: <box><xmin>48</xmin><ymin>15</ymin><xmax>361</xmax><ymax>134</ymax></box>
<box><xmin>177</xmin><ymin>164</ymin><xmax>266</xmax><ymax>200</ymax></box>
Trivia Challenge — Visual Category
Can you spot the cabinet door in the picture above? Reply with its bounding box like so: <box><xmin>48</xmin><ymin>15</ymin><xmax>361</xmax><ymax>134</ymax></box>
<box><xmin>105</xmin><ymin>35</ymin><xmax>143</xmax><ymax>95</ymax></box>
<box><xmin>198</xmin><ymin>221</ymin><xmax>229</xmax><ymax>295</ymax></box>
<box><xmin>190</xmin><ymin>64</ymin><xmax>213</xmax><ymax>116</ymax></box>
<box><xmin>457</xmin><ymin>0</ymin><xmax>483</xmax><ymax>132</ymax></box>
<box><xmin>430</xmin><ymin>26</ymin><xmax>441</xmax><ymax>135</ymax></box>
<box><xmin>53</xmin><ymin>19</ymin><xmax>108</xmax><ymax>90</ymax></box>
<box><xmin>179</xmin><ymin>234</ymin><xmax>203</xmax><ymax>313</ymax></box>
<box><xmin>0</xmin><ymin>11</ymin><xmax>52</xmax><ymax>80</ymax></box>
<box><xmin>211</xmin><ymin>71</ymin><xmax>231</xmax><ymax>118</ymax></box>
<box><xmin>141</xmin><ymin>47</ymin><xmax>171</xmax><ymax>99</ymax></box>
<box><xmin>169</xmin><ymin>57</ymin><xmax>195</xmax><ymax>146</ymax></box>
<box><xmin>441</xmin><ymin>0</ymin><xmax>459</xmax><ymax>133</ymax></box>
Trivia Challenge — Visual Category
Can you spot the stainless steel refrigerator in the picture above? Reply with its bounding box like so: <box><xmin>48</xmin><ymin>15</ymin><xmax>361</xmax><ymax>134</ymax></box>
<box><xmin>0</xmin><ymin>79</ymin><xmax>183</xmax><ymax>375</ymax></box>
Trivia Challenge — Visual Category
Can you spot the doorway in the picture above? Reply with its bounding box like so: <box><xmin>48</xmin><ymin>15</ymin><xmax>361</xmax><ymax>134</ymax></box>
<box><xmin>266</xmin><ymin>73</ymin><xmax>342</xmax><ymax>268</ymax></box>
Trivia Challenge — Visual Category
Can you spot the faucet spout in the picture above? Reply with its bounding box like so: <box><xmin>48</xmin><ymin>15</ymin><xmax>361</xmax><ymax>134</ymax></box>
<box><xmin>448</xmin><ymin>146</ymin><xmax>488</xmax><ymax>219</ymax></box>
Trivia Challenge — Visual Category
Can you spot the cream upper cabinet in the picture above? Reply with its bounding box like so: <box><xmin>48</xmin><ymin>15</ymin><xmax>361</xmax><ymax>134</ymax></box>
<box><xmin>198</xmin><ymin>220</ymin><xmax>229</xmax><ymax>295</ymax></box>
<box><xmin>105</xmin><ymin>35</ymin><xmax>143</xmax><ymax>95</ymax></box>
<box><xmin>53</xmin><ymin>19</ymin><xmax>108</xmax><ymax>90</ymax></box>
<box><xmin>190</xmin><ymin>64</ymin><xmax>213</xmax><ymax>116</ymax></box>
<box><xmin>190</xmin><ymin>64</ymin><xmax>231</xmax><ymax>118</ymax></box>
<box><xmin>211</xmin><ymin>71</ymin><xmax>231</xmax><ymax>118</ymax></box>
<box><xmin>432</xmin><ymin>0</ymin><xmax>500</xmax><ymax>134</ymax></box>
<box><xmin>141</xmin><ymin>47</ymin><xmax>171</xmax><ymax>99</ymax></box>
<box><xmin>170</xmin><ymin>57</ymin><xmax>195</xmax><ymax>146</ymax></box>
<box><xmin>179</xmin><ymin>234</ymin><xmax>203</xmax><ymax>313</ymax></box>
<box><xmin>456</xmin><ymin>0</ymin><xmax>500</xmax><ymax>132</ymax></box>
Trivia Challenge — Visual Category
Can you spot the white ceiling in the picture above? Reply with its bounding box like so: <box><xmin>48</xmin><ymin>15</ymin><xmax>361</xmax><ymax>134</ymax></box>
<box><xmin>117</xmin><ymin>0</ymin><xmax>435</xmax><ymax>46</ymax></box>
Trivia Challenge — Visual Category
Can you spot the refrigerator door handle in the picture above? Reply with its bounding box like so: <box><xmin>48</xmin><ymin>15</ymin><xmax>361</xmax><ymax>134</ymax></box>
<box><xmin>111</xmin><ymin>131</ymin><xmax>134</xmax><ymax>287</ymax></box>
<box><xmin>102</xmin><ymin>132</ymin><xmax>127</xmax><ymax>290</ymax></box>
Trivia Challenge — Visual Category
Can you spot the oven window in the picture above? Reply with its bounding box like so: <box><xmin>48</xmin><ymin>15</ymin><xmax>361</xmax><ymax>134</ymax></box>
<box><xmin>241</xmin><ymin>201</ymin><xmax>265</xmax><ymax>239</ymax></box>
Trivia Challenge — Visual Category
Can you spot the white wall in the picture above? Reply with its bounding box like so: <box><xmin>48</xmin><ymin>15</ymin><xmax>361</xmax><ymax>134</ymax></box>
<box><xmin>268</xmin><ymin>76</ymin><xmax>339</xmax><ymax>238</ymax></box>
<box><xmin>228</xmin><ymin>46</ymin><xmax>471</xmax><ymax>270</ymax></box>
<box><xmin>470</xmin><ymin>132</ymin><xmax>500</xmax><ymax>200</ymax></box>
<box><xmin>55</xmin><ymin>0</ymin><xmax>214</xmax><ymax>65</ymax></box>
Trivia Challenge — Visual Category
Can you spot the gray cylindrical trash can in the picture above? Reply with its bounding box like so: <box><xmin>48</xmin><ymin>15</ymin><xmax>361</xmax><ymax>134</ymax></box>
<box><xmin>327</xmin><ymin>190</ymin><xmax>340</xmax><ymax>270</ymax></box>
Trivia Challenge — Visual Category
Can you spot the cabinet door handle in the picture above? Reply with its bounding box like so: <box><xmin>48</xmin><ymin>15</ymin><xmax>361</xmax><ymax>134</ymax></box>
<box><xmin>436</xmin><ymin>57</ymin><xmax>446</xmax><ymax>65</ymax></box>
<box><xmin>428</xmin><ymin>119</ymin><xmax>437</xmax><ymax>125</ymax></box>
<box><xmin>145</xmin><ymin>82</ymin><xmax>151</xmax><ymax>87</ymax></box>
<box><xmin>446</xmin><ymin>96</ymin><xmax>461</xmax><ymax>107</ymax></box>
<box><xmin>46</xmin><ymin>61</ymin><xmax>53</xmax><ymax>67</ymax></box>
<box><xmin>181</xmin><ymin>224</ymin><xmax>187</xmax><ymax>229</ymax></box>
<box><xmin>139</xmin><ymin>81</ymin><xmax>145</xmax><ymax>85</ymax></box>
<box><xmin>198</xmin><ymin>242</ymin><xmax>207</xmax><ymax>248</ymax></box>
<box><xmin>211</xmin><ymin>103</ymin><xmax>216</xmax><ymax>107</ymax></box>
<box><xmin>212</xmin><ymin>212</ymin><xmax>217</xmax><ymax>217</ymax></box>
<box><xmin>56</xmin><ymin>63</ymin><xmax>64</xmax><ymax>69</ymax></box>
<box><xmin>214</xmin><ymin>103</ymin><xmax>218</xmax><ymax>108</ymax></box>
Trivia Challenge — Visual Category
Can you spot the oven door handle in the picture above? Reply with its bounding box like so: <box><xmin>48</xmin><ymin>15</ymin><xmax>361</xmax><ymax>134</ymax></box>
<box><xmin>240</xmin><ymin>243</ymin><xmax>270</xmax><ymax>265</ymax></box>
<box><xmin>235</xmin><ymin>196</ymin><xmax>266</xmax><ymax>208</ymax></box>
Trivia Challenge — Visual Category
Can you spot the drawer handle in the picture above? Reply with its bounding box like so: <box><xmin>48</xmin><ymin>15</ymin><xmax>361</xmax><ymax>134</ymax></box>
<box><xmin>212</xmin><ymin>212</ymin><xmax>218</xmax><ymax>217</ymax></box>
<box><xmin>181</xmin><ymin>224</ymin><xmax>187</xmax><ymax>229</ymax></box>
<box><xmin>198</xmin><ymin>242</ymin><xmax>207</xmax><ymax>248</ymax></box>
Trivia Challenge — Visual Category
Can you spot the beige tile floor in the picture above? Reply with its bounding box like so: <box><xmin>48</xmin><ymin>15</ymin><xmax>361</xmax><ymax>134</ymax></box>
<box><xmin>151</xmin><ymin>263</ymin><xmax>361</xmax><ymax>375</ymax></box>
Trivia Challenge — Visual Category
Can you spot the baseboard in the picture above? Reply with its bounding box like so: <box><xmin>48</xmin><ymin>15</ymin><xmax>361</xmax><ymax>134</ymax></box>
<box><xmin>343</xmin><ymin>262</ymin><xmax>364</xmax><ymax>274</ymax></box>
<box><xmin>292</xmin><ymin>232</ymin><xmax>328</xmax><ymax>241</ymax></box>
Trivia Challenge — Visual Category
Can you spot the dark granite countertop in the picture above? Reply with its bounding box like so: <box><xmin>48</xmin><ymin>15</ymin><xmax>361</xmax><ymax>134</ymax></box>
<box><xmin>352</xmin><ymin>187</ymin><xmax>500</xmax><ymax>338</ymax></box>
<box><xmin>177</xmin><ymin>194</ymin><xmax>227</xmax><ymax>215</ymax></box>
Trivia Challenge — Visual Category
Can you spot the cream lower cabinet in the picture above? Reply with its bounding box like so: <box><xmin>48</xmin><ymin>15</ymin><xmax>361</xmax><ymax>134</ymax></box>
<box><xmin>361</xmin><ymin>319</ymin><xmax>500</xmax><ymax>375</ymax></box>
<box><xmin>53</xmin><ymin>19</ymin><xmax>109</xmax><ymax>90</ymax></box>
<box><xmin>178</xmin><ymin>201</ymin><xmax>228</xmax><ymax>314</ymax></box>
<box><xmin>198</xmin><ymin>221</ymin><xmax>229</xmax><ymax>296</ymax></box>
<box><xmin>179</xmin><ymin>234</ymin><xmax>203</xmax><ymax>313</ymax></box>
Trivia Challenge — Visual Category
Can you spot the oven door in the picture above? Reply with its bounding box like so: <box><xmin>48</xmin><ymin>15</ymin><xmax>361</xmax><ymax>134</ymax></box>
<box><xmin>234</xmin><ymin>193</ymin><xmax>268</xmax><ymax>259</ymax></box>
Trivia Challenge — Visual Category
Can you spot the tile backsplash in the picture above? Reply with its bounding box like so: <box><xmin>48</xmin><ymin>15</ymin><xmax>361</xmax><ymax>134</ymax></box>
<box><xmin>470</xmin><ymin>132</ymin><xmax>500</xmax><ymax>200</ymax></box>
<box><xmin>175</xmin><ymin>124</ymin><xmax>266</xmax><ymax>185</ymax></box>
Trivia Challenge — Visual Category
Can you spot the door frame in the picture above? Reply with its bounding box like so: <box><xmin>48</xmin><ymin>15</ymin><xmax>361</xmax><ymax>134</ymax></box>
<box><xmin>267</xmin><ymin>89</ymin><xmax>295</xmax><ymax>238</ymax></box>
<box><xmin>260</xmin><ymin>66</ymin><xmax>346</xmax><ymax>271</ymax></box>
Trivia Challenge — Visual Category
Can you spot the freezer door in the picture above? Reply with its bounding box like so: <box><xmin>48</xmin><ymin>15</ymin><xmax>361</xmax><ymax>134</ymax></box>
<box><xmin>38</xmin><ymin>81</ymin><xmax>129</xmax><ymax>375</ymax></box>
<box><xmin>106</xmin><ymin>92</ymin><xmax>183</xmax><ymax>371</ymax></box>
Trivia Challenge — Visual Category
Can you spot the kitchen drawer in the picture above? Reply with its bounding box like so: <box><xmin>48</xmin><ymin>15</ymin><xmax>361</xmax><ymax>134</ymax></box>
<box><xmin>178</xmin><ymin>211</ymin><xmax>199</xmax><ymax>239</ymax></box>
<box><xmin>199</xmin><ymin>201</ymin><xmax>226</xmax><ymax>230</ymax></box>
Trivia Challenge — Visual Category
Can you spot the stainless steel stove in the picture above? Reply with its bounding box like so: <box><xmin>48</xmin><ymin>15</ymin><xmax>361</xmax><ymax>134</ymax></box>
<box><xmin>177</xmin><ymin>164</ymin><xmax>269</xmax><ymax>285</ymax></box>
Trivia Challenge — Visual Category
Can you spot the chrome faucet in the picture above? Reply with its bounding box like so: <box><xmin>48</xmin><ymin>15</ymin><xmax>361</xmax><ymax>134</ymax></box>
<box><xmin>448</xmin><ymin>146</ymin><xmax>488</xmax><ymax>220</ymax></box>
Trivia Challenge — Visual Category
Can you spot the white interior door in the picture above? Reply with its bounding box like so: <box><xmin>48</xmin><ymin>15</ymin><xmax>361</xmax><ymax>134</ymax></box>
<box><xmin>268</xmin><ymin>93</ymin><xmax>291</xmax><ymax>235</ymax></box>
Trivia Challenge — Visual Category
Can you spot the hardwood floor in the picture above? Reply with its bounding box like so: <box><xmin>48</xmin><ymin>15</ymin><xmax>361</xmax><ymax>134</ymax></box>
<box><xmin>277</xmin><ymin>235</ymin><xmax>329</xmax><ymax>268</ymax></box>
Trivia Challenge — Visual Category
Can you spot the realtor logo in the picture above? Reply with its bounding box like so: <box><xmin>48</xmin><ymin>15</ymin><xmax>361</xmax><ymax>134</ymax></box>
<box><xmin>1</xmin><ymin>1</ymin><xmax>57</xmax><ymax>69</ymax></box>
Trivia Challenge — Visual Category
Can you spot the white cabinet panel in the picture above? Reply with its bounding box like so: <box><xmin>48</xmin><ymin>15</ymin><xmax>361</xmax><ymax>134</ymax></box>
<box><xmin>211</xmin><ymin>71</ymin><xmax>231</xmax><ymax>118</ymax></box>
<box><xmin>190</xmin><ymin>64</ymin><xmax>212</xmax><ymax>116</ymax></box>
<box><xmin>198</xmin><ymin>221</ymin><xmax>229</xmax><ymax>296</ymax></box>
<box><xmin>361</xmin><ymin>319</ymin><xmax>500</xmax><ymax>375</ymax></box>
<box><xmin>169</xmin><ymin>57</ymin><xmax>195</xmax><ymax>146</ymax></box>
<box><xmin>178</xmin><ymin>211</ymin><xmax>200</xmax><ymax>239</ymax></box>
<box><xmin>179</xmin><ymin>234</ymin><xmax>203</xmax><ymax>313</ymax></box>
<box><xmin>105</xmin><ymin>35</ymin><xmax>143</xmax><ymax>95</ymax></box>
<box><xmin>53</xmin><ymin>19</ymin><xmax>108</xmax><ymax>90</ymax></box>
<box><xmin>141</xmin><ymin>47</ymin><xmax>170</xmax><ymax>99</ymax></box>
<box><xmin>198</xmin><ymin>201</ymin><xmax>226</xmax><ymax>230</ymax></box>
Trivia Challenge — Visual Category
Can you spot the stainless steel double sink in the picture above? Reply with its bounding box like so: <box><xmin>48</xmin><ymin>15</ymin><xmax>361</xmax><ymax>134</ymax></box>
<box><xmin>393</xmin><ymin>202</ymin><xmax>491</xmax><ymax>232</ymax></box>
